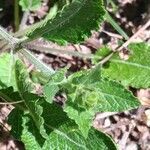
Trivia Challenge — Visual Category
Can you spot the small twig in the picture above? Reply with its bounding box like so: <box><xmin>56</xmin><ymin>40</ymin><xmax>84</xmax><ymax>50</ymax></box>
<box><xmin>118</xmin><ymin>121</ymin><xmax>136</xmax><ymax>150</ymax></box>
<box><xmin>118</xmin><ymin>20</ymin><xmax>150</xmax><ymax>52</ymax></box>
<box><xmin>102</xmin><ymin>30</ymin><xmax>123</xmax><ymax>39</ymax></box>
<box><xmin>103</xmin><ymin>120</ymin><xmax>132</xmax><ymax>132</ymax></box>
<box><xmin>97</xmin><ymin>51</ymin><xmax>115</xmax><ymax>65</ymax></box>
<box><xmin>0</xmin><ymin>100</ymin><xmax>24</xmax><ymax>105</ymax></box>
<box><xmin>98</xmin><ymin>20</ymin><xmax>150</xmax><ymax>65</ymax></box>
<box><xmin>0</xmin><ymin>122</ymin><xmax>10</xmax><ymax>132</ymax></box>
<box><xmin>95</xmin><ymin>112</ymin><xmax>118</xmax><ymax>119</ymax></box>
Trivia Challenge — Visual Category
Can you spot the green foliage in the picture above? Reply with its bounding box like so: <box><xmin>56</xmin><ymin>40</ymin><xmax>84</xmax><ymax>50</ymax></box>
<box><xmin>43</xmin><ymin>69</ymin><xmax>66</xmax><ymax>103</ymax></box>
<box><xmin>26</xmin><ymin>0</ymin><xmax>105</xmax><ymax>44</ymax></box>
<box><xmin>60</xmin><ymin>66</ymin><xmax>139</xmax><ymax>137</ymax></box>
<box><xmin>92</xmin><ymin>46</ymin><xmax>112</xmax><ymax>64</ymax></box>
<box><xmin>0</xmin><ymin>53</ymin><xmax>16</xmax><ymax>89</ymax></box>
<box><xmin>19</xmin><ymin>0</ymin><xmax>41</xmax><ymax>11</ymax></box>
<box><xmin>8</xmin><ymin>103</ymin><xmax>118</xmax><ymax>150</ymax></box>
<box><xmin>1</xmin><ymin>1</ymin><xmax>148</xmax><ymax>149</ymax></box>
<box><xmin>1</xmin><ymin>51</ymin><xmax>140</xmax><ymax>149</ymax></box>
<box><xmin>102</xmin><ymin>43</ymin><xmax>150</xmax><ymax>88</ymax></box>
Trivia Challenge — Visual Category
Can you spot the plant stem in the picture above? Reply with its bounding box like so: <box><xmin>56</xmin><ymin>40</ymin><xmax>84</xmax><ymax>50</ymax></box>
<box><xmin>20</xmin><ymin>48</ymin><xmax>55</xmax><ymax>75</ymax></box>
<box><xmin>98</xmin><ymin>19</ymin><xmax>150</xmax><ymax>65</ymax></box>
<box><xmin>27</xmin><ymin>44</ymin><xmax>95</xmax><ymax>59</ymax></box>
<box><xmin>117</xmin><ymin>20</ymin><xmax>150</xmax><ymax>51</ymax></box>
<box><xmin>98</xmin><ymin>51</ymin><xmax>114</xmax><ymax>65</ymax></box>
<box><xmin>14</xmin><ymin>0</ymin><xmax>20</xmax><ymax>31</ymax></box>
<box><xmin>0</xmin><ymin>25</ymin><xmax>18</xmax><ymax>45</ymax></box>
<box><xmin>19</xmin><ymin>11</ymin><xmax>29</xmax><ymax>30</ymax></box>
<box><xmin>0</xmin><ymin>100</ymin><xmax>24</xmax><ymax>105</ymax></box>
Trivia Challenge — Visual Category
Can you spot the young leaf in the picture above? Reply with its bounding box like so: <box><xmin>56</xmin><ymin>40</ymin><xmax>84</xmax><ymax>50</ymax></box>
<box><xmin>19</xmin><ymin>0</ymin><xmax>41</xmax><ymax>11</ymax></box>
<box><xmin>15</xmin><ymin>60</ymin><xmax>33</xmax><ymax>94</ymax></box>
<box><xmin>26</xmin><ymin>0</ymin><xmax>105</xmax><ymax>44</ymax></box>
<box><xmin>43</xmin><ymin>69</ymin><xmax>66</xmax><ymax>103</ymax></box>
<box><xmin>62</xmin><ymin>66</ymin><xmax>140</xmax><ymax>137</ymax></box>
<box><xmin>8</xmin><ymin>102</ymin><xmax>117</xmax><ymax>150</ymax></box>
<box><xmin>0</xmin><ymin>53</ymin><xmax>32</xmax><ymax>91</ymax></box>
<box><xmin>102</xmin><ymin>43</ymin><xmax>150</xmax><ymax>88</ymax></box>
<box><xmin>0</xmin><ymin>53</ymin><xmax>16</xmax><ymax>89</ymax></box>
<box><xmin>30</xmin><ymin>71</ymin><xmax>50</xmax><ymax>84</ymax></box>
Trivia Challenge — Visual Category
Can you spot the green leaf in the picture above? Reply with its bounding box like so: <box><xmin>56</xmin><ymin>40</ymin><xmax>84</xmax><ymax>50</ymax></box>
<box><xmin>0</xmin><ymin>53</ymin><xmax>33</xmax><ymax>91</ymax></box>
<box><xmin>14</xmin><ymin>60</ymin><xmax>48</xmax><ymax>139</ymax></box>
<box><xmin>64</xmin><ymin>103</ymin><xmax>94</xmax><ymax>138</ymax></box>
<box><xmin>15</xmin><ymin>60</ymin><xmax>33</xmax><ymax>94</ymax></box>
<box><xmin>30</xmin><ymin>71</ymin><xmax>50</xmax><ymax>84</ymax></box>
<box><xmin>22</xmin><ymin>93</ymin><xmax>48</xmax><ymax>139</ymax></box>
<box><xmin>62</xmin><ymin>66</ymin><xmax>140</xmax><ymax>137</ymax></box>
<box><xmin>26</xmin><ymin>0</ymin><xmax>105</xmax><ymax>44</ymax></box>
<box><xmin>43</xmin><ymin>69</ymin><xmax>66</xmax><ymax>103</ymax></box>
<box><xmin>102</xmin><ymin>43</ymin><xmax>150</xmax><ymax>88</ymax></box>
<box><xmin>19</xmin><ymin>0</ymin><xmax>41</xmax><ymax>11</ymax></box>
<box><xmin>0</xmin><ymin>87</ymin><xmax>26</xmax><ymax>110</ymax></box>
<box><xmin>0</xmin><ymin>57</ymin><xmax>47</xmax><ymax>140</ymax></box>
<box><xmin>92</xmin><ymin>78</ymin><xmax>140</xmax><ymax>112</ymax></box>
<box><xmin>43</xmin><ymin>124</ymin><xmax>117</xmax><ymax>150</ymax></box>
<box><xmin>8</xmin><ymin>111</ymin><xmax>43</xmax><ymax>149</ymax></box>
<box><xmin>0</xmin><ymin>53</ymin><xmax>16</xmax><ymax>89</ymax></box>
<box><xmin>92</xmin><ymin>46</ymin><xmax>112</xmax><ymax>64</ymax></box>
<box><xmin>8</xmin><ymin>108</ymin><xmax>24</xmax><ymax>139</ymax></box>
<box><xmin>8</xmin><ymin>102</ymin><xmax>117</xmax><ymax>150</ymax></box>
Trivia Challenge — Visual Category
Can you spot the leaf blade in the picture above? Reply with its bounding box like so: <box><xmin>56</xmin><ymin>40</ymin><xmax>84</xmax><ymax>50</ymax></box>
<box><xmin>62</xmin><ymin>66</ymin><xmax>140</xmax><ymax>137</ymax></box>
<box><xmin>19</xmin><ymin>0</ymin><xmax>41</xmax><ymax>11</ymax></box>
<box><xmin>102</xmin><ymin>43</ymin><xmax>150</xmax><ymax>88</ymax></box>
<box><xmin>26</xmin><ymin>0</ymin><xmax>105</xmax><ymax>44</ymax></box>
<box><xmin>14</xmin><ymin>60</ymin><xmax>48</xmax><ymax>139</ymax></box>
<box><xmin>9</xmin><ymin>102</ymin><xmax>117</xmax><ymax>150</ymax></box>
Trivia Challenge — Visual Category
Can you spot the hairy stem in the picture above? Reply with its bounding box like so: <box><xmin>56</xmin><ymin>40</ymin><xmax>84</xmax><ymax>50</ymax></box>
<box><xmin>0</xmin><ymin>25</ymin><xmax>18</xmax><ymax>45</ymax></box>
<box><xmin>27</xmin><ymin>44</ymin><xmax>95</xmax><ymax>59</ymax></box>
<box><xmin>20</xmin><ymin>48</ymin><xmax>55</xmax><ymax>75</ymax></box>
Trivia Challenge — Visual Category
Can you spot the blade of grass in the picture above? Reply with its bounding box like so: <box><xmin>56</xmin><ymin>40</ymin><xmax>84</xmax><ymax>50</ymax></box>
<box><xmin>105</xmin><ymin>11</ymin><xmax>129</xmax><ymax>40</ymax></box>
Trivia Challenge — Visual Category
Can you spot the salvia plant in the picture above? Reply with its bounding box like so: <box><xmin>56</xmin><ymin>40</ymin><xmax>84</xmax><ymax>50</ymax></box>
<box><xmin>0</xmin><ymin>0</ymin><xmax>149</xmax><ymax>149</ymax></box>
